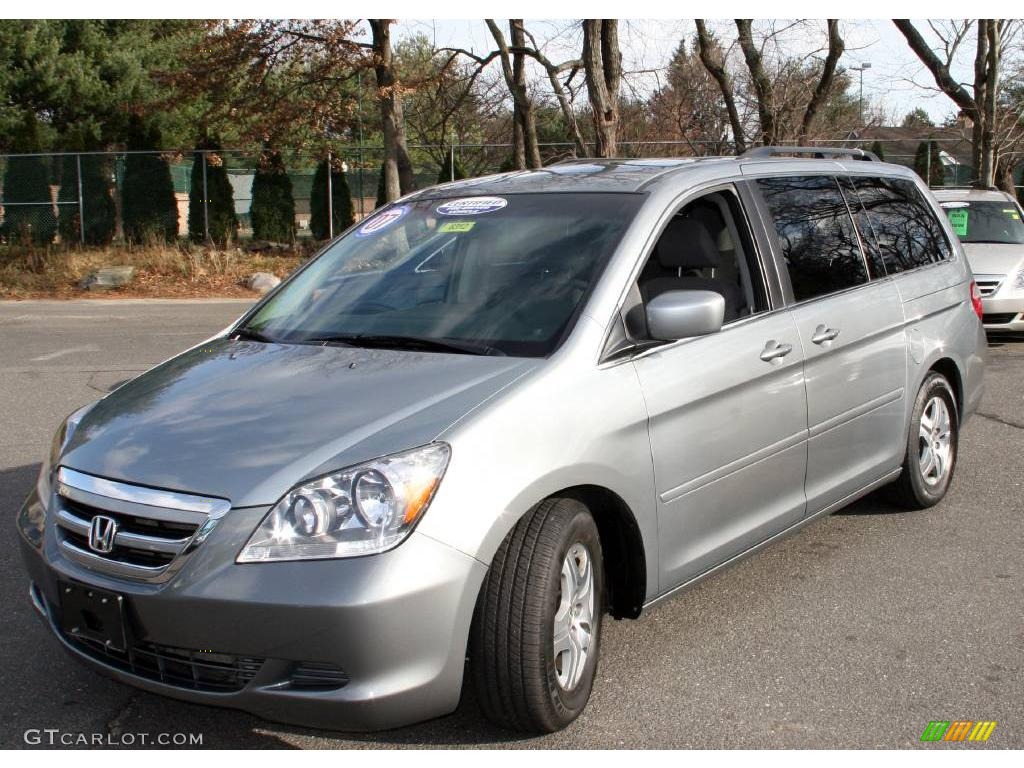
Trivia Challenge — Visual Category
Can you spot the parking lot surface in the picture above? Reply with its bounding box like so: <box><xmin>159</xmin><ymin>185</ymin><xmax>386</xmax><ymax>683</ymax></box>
<box><xmin>1</xmin><ymin>299</ymin><xmax>1021</xmax><ymax>749</ymax></box>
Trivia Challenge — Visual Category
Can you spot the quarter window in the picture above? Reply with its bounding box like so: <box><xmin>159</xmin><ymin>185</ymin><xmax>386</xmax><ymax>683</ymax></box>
<box><xmin>850</xmin><ymin>176</ymin><xmax>953</xmax><ymax>273</ymax></box>
<box><xmin>756</xmin><ymin>175</ymin><xmax>869</xmax><ymax>302</ymax></box>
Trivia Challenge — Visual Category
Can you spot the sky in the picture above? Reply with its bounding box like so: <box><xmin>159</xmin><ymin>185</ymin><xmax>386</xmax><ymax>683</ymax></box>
<box><xmin>393</xmin><ymin>19</ymin><xmax>988</xmax><ymax>126</ymax></box>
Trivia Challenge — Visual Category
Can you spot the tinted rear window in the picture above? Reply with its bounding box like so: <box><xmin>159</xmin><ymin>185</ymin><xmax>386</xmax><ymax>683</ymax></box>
<box><xmin>756</xmin><ymin>175</ymin><xmax>869</xmax><ymax>302</ymax></box>
<box><xmin>850</xmin><ymin>177</ymin><xmax>953</xmax><ymax>273</ymax></box>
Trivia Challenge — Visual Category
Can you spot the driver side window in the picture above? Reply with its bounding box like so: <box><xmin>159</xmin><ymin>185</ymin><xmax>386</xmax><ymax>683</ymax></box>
<box><xmin>633</xmin><ymin>189</ymin><xmax>768</xmax><ymax>337</ymax></box>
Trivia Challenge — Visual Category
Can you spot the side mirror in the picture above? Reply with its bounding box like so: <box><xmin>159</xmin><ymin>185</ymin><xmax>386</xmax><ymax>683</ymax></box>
<box><xmin>645</xmin><ymin>290</ymin><xmax>725</xmax><ymax>341</ymax></box>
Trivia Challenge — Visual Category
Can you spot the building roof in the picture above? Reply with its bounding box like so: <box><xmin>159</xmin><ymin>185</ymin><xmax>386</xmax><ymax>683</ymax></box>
<box><xmin>846</xmin><ymin>126</ymin><xmax>973</xmax><ymax>166</ymax></box>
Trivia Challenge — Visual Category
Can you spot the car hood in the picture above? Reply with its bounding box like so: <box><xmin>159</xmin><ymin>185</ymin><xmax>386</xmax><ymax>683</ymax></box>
<box><xmin>962</xmin><ymin>242</ymin><xmax>1024</xmax><ymax>275</ymax></box>
<box><xmin>62</xmin><ymin>338</ymin><xmax>537</xmax><ymax>506</ymax></box>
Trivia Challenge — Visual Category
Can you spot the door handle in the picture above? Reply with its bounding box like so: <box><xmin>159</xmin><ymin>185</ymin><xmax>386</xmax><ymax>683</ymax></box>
<box><xmin>811</xmin><ymin>325</ymin><xmax>841</xmax><ymax>345</ymax></box>
<box><xmin>760</xmin><ymin>340</ymin><xmax>793</xmax><ymax>362</ymax></box>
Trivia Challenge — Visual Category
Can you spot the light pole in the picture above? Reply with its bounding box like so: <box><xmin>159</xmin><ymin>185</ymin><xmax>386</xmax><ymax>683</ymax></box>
<box><xmin>851</xmin><ymin>62</ymin><xmax>872</xmax><ymax>126</ymax></box>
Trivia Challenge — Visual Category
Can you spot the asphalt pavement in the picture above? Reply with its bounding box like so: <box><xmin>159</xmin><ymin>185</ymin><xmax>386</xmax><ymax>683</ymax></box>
<box><xmin>1</xmin><ymin>299</ymin><xmax>1021</xmax><ymax>749</ymax></box>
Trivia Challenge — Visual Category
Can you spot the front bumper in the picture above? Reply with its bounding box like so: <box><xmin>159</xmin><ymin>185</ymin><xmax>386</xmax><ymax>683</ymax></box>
<box><xmin>18</xmin><ymin>486</ymin><xmax>487</xmax><ymax>731</ymax></box>
<box><xmin>980</xmin><ymin>291</ymin><xmax>1024</xmax><ymax>331</ymax></box>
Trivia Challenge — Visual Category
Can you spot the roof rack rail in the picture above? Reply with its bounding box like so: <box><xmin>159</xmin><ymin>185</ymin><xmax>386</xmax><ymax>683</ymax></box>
<box><xmin>741</xmin><ymin>146</ymin><xmax>880</xmax><ymax>162</ymax></box>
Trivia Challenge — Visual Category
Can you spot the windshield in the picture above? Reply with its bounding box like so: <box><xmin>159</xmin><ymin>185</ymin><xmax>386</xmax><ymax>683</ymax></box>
<box><xmin>940</xmin><ymin>200</ymin><xmax>1024</xmax><ymax>244</ymax></box>
<box><xmin>241</xmin><ymin>192</ymin><xmax>643</xmax><ymax>357</ymax></box>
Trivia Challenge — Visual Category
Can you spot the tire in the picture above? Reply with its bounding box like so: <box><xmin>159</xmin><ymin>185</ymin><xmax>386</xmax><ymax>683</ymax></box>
<box><xmin>469</xmin><ymin>497</ymin><xmax>604</xmax><ymax>733</ymax></box>
<box><xmin>885</xmin><ymin>372</ymin><xmax>959</xmax><ymax>509</ymax></box>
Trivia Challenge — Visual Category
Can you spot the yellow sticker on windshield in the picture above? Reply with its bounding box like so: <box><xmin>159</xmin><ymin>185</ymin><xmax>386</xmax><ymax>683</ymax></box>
<box><xmin>439</xmin><ymin>221</ymin><xmax>475</xmax><ymax>233</ymax></box>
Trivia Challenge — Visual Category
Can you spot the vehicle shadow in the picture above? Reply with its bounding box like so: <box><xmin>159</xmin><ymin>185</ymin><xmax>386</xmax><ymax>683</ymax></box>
<box><xmin>832</xmin><ymin>487</ymin><xmax>906</xmax><ymax>516</ymax></box>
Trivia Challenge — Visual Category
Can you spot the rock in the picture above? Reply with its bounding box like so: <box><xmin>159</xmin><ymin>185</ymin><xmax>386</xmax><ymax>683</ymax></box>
<box><xmin>78</xmin><ymin>265</ymin><xmax>135</xmax><ymax>291</ymax></box>
<box><xmin>245</xmin><ymin>272</ymin><xmax>281</xmax><ymax>294</ymax></box>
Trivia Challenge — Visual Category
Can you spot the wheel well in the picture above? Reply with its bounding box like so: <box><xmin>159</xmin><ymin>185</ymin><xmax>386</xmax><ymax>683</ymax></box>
<box><xmin>559</xmin><ymin>485</ymin><xmax>646</xmax><ymax>619</ymax></box>
<box><xmin>929</xmin><ymin>357</ymin><xmax>963</xmax><ymax>420</ymax></box>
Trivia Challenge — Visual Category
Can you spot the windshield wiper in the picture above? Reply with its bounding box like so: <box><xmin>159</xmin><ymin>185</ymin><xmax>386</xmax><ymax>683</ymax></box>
<box><xmin>306</xmin><ymin>334</ymin><xmax>505</xmax><ymax>356</ymax></box>
<box><xmin>232</xmin><ymin>326</ymin><xmax>279</xmax><ymax>343</ymax></box>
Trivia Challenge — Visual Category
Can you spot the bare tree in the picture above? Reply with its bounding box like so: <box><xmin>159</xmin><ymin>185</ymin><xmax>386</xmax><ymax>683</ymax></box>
<box><xmin>582</xmin><ymin>19</ymin><xmax>622</xmax><ymax>157</ymax></box>
<box><xmin>519</xmin><ymin>27</ymin><xmax>588</xmax><ymax>157</ymax></box>
<box><xmin>735</xmin><ymin>19</ymin><xmax>844</xmax><ymax>146</ymax></box>
<box><xmin>692</xmin><ymin>20</ymin><xmax>851</xmax><ymax>150</ymax></box>
<box><xmin>369</xmin><ymin>19</ymin><xmax>414</xmax><ymax>202</ymax></box>
<box><xmin>798</xmin><ymin>20</ymin><xmax>845</xmax><ymax>141</ymax></box>
<box><xmin>695</xmin><ymin>20</ymin><xmax>746</xmax><ymax>153</ymax></box>
<box><xmin>485</xmin><ymin>19</ymin><xmax>541</xmax><ymax>169</ymax></box>
<box><xmin>893</xmin><ymin>19</ymin><xmax>1019</xmax><ymax>188</ymax></box>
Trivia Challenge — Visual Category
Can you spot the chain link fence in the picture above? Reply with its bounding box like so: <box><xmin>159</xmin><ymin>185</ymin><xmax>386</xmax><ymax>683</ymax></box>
<box><xmin>0</xmin><ymin>137</ymin><xmax>997</xmax><ymax>248</ymax></box>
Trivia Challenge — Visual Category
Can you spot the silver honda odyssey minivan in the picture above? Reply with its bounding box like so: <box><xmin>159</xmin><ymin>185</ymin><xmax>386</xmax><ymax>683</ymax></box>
<box><xmin>18</xmin><ymin>147</ymin><xmax>986</xmax><ymax>734</ymax></box>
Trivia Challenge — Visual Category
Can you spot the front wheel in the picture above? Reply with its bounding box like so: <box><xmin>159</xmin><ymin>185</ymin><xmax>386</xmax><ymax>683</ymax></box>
<box><xmin>885</xmin><ymin>372</ymin><xmax>959</xmax><ymax>509</ymax></box>
<box><xmin>469</xmin><ymin>497</ymin><xmax>604</xmax><ymax>733</ymax></box>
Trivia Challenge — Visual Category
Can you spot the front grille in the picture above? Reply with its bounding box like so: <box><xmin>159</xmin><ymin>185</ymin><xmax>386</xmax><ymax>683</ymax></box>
<box><xmin>65</xmin><ymin>632</ymin><xmax>264</xmax><ymax>692</ymax></box>
<box><xmin>288</xmin><ymin>661</ymin><xmax>350</xmax><ymax>690</ymax></box>
<box><xmin>983</xmin><ymin>312</ymin><xmax>1019</xmax><ymax>325</ymax></box>
<box><xmin>975</xmin><ymin>275</ymin><xmax>1004</xmax><ymax>297</ymax></box>
<box><xmin>58</xmin><ymin>498</ymin><xmax>194</xmax><ymax>569</ymax></box>
<box><xmin>53</xmin><ymin>467</ymin><xmax>230</xmax><ymax>582</ymax></box>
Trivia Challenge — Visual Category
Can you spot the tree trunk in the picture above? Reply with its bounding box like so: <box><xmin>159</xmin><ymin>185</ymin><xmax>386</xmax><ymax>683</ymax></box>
<box><xmin>972</xmin><ymin>20</ymin><xmax>989</xmax><ymax>183</ymax></box>
<box><xmin>736</xmin><ymin>19</ymin><xmax>777</xmax><ymax>146</ymax></box>
<box><xmin>512</xmin><ymin>117</ymin><xmax>525</xmax><ymax>169</ymax></box>
<box><xmin>510</xmin><ymin>20</ymin><xmax>542</xmax><ymax>168</ymax></box>
<box><xmin>695</xmin><ymin>20</ymin><xmax>746</xmax><ymax>154</ymax></box>
<box><xmin>369</xmin><ymin>19</ymin><xmax>414</xmax><ymax>203</ymax></box>
<box><xmin>893</xmin><ymin>20</ymin><xmax>999</xmax><ymax>189</ymax></box>
<box><xmin>486</xmin><ymin>19</ymin><xmax>541</xmax><ymax>169</ymax></box>
<box><xmin>980</xmin><ymin>19</ymin><xmax>999</xmax><ymax>188</ymax></box>
<box><xmin>994</xmin><ymin>156</ymin><xmax>1016</xmax><ymax>194</ymax></box>
<box><xmin>582</xmin><ymin>19</ymin><xmax>621</xmax><ymax>158</ymax></box>
<box><xmin>798</xmin><ymin>20</ymin><xmax>844</xmax><ymax>142</ymax></box>
<box><xmin>521</xmin><ymin>36</ymin><xmax>588</xmax><ymax>157</ymax></box>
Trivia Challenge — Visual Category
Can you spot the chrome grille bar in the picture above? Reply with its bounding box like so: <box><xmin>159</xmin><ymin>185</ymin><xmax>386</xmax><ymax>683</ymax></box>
<box><xmin>53</xmin><ymin>467</ymin><xmax>230</xmax><ymax>582</ymax></box>
<box><xmin>56</xmin><ymin>508</ymin><xmax>190</xmax><ymax>554</ymax></box>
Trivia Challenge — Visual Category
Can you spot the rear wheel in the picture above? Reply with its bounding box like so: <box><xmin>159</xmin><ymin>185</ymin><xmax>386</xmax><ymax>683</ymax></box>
<box><xmin>469</xmin><ymin>497</ymin><xmax>604</xmax><ymax>733</ymax></box>
<box><xmin>886</xmin><ymin>372</ymin><xmax>959</xmax><ymax>509</ymax></box>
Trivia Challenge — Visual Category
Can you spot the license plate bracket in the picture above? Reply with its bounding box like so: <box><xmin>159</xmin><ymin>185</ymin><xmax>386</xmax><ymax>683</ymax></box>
<box><xmin>58</xmin><ymin>581</ymin><xmax>128</xmax><ymax>653</ymax></box>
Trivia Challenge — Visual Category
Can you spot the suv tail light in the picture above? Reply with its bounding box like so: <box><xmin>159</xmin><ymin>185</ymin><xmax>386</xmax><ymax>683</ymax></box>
<box><xmin>970</xmin><ymin>280</ymin><xmax>984</xmax><ymax>320</ymax></box>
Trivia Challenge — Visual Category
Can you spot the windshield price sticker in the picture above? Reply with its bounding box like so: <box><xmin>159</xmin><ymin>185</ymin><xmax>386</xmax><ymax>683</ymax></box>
<box><xmin>439</xmin><ymin>221</ymin><xmax>475</xmax><ymax>233</ymax></box>
<box><xmin>436</xmin><ymin>197</ymin><xmax>508</xmax><ymax>216</ymax></box>
<box><xmin>947</xmin><ymin>208</ymin><xmax>969</xmax><ymax>236</ymax></box>
<box><xmin>356</xmin><ymin>205</ymin><xmax>408</xmax><ymax>237</ymax></box>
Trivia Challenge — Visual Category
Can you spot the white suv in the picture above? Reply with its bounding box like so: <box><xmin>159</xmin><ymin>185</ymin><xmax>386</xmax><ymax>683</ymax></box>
<box><xmin>934</xmin><ymin>187</ymin><xmax>1024</xmax><ymax>332</ymax></box>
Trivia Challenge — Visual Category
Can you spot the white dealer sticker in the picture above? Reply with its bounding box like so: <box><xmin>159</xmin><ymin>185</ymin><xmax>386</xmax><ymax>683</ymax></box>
<box><xmin>436</xmin><ymin>197</ymin><xmax>508</xmax><ymax>216</ymax></box>
<box><xmin>356</xmin><ymin>205</ymin><xmax>408</xmax><ymax>236</ymax></box>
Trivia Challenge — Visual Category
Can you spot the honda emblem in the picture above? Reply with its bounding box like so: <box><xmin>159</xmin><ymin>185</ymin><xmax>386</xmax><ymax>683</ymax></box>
<box><xmin>88</xmin><ymin>515</ymin><xmax>118</xmax><ymax>554</ymax></box>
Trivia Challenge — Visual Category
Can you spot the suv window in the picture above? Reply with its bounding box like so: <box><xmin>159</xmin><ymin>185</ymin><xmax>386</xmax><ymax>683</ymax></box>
<box><xmin>755</xmin><ymin>175</ymin><xmax>869</xmax><ymax>302</ymax></box>
<box><xmin>838</xmin><ymin>176</ymin><xmax>886</xmax><ymax>279</ymax></box>
<box><xmin>635</xmin><ymin>189</ymin><xmax>768</xmax><ymax>328</ymax></box>
<box><xmin>850</xmin><ymin>176</ymin><xmax>953</xmax><ymax>273</ymax></box>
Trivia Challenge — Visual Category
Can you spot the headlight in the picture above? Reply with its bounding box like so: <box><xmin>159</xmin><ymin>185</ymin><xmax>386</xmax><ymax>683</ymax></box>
<box><xmin>38</xmin><ymin>404</ymin><xmax>92</xmax><ymax>501</ymax></box>
<box><xmin>22</xmin><ymin>404</ymin><xmax>93</xmax><ymax>547</ymax></box>
<box><xmin>237</xmin><ymin>443</ymin><xmax>450</xmax><ymax>562</ymax></box>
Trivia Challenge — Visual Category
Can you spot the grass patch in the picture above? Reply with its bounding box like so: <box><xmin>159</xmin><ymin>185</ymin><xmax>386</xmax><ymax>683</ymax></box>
<box><xmin>0</xmin><ymin>242</ymin><xmax>310</xmax><ymax>299</ymax></box>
